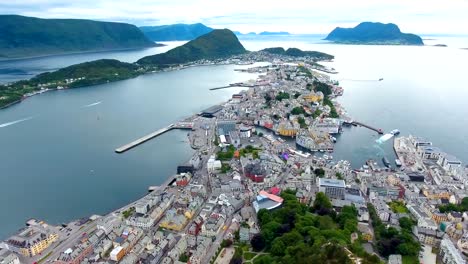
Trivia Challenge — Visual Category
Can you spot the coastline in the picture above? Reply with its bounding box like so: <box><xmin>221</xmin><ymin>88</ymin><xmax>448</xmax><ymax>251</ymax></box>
<box><xmin>0</xmin><ymin>44</ymin><xmax>165</xmax><ymax>62</ymax></box>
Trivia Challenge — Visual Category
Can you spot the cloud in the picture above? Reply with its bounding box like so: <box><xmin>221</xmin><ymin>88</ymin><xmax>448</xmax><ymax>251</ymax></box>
<box><xmin>1</xmin><ymin>0</ymin><xmax>467</xmax><ymax>34</ymax></box>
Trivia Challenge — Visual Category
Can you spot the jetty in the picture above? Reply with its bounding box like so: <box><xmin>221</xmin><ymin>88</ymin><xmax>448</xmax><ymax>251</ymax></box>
<box><xmin>351</xmin><ymin>121</ymin><xmax>384</xmax><ymax>134</ymax></box>
<box><xmin>115</xmin><ymin>122</ymin><xmax>193</xmax><ymax>153</ymax></box>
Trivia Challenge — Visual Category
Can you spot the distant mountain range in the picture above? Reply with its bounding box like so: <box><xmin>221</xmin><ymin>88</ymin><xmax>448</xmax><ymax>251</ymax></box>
<box><xmin>0</xmin><ymin>15</ymin><xmax>158</xmax><ymax>59</ymax></box>
<box><xmin>137</xmin><ymin>29</ymin><xmax>246</xmax><ymax>65</ymax></box>
<box><xmin>235</xmin><ymin>31</ymin><xmax>291</xmax><ymax>36</ymax></box>
<box><xmin>140</xmin><ymin>23</ymin><xmax>213</xmax><ymax>41</ymax></box>
<box><xmin>325</xmin><ymin>22</ymin><xmax>424</xmax><ymax>45</ymax></box>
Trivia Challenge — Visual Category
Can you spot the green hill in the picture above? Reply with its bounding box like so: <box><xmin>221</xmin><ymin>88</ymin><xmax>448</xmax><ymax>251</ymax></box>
<box><xmin>137</xmin><ymin>29</ymin><xmax>246</xmax><ymax>66</ymax></box>
<box><xmin>325</xmin><ymin>22</ymin><xmax>424</xmax><ymax>45</ymax></box>
<box><xmin>140</xmin><ymin>23</ymin><xmax>213</xmax><ymax>41</ymax></box>
<box><xmin>0</xmin><ymin>15</ymin><xmax>157</xmax><ymax>59</ymax></box>
<box><xmin>0</xmin><ymin>59</ymin><xmax>138</xmax><ymax>108</ymax></box>
<box><xmin>262</xmin><ymin>47</ymin><xmax>334</xmax><ymax>60</ymax></box>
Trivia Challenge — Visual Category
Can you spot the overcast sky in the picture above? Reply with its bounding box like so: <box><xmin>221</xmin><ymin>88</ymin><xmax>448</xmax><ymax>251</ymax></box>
<box><xmin>1</xmin><ymin>0</ymin><xmax>467</xmax><ymax>34</ymax></box>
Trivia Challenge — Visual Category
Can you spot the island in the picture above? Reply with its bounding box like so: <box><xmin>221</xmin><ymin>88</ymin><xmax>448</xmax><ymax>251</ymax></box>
<box><xmin>261</xmin><ymin>47</ymin><xmax>334</xmax><ymax>60</ymax></box>
<box><xmin>140</xmin><ymin>23</ymin><xmax>213</xmax><ymax>41</ymax></box>
<box><xmin>325</xmin><ymin>22</ymin><xmax>424</xmax><ymax>45</ymax></box>
<box><xmin>0</xmin><ymin>15</ymin><xmax>159</xmax><ymax>60</ymax></box>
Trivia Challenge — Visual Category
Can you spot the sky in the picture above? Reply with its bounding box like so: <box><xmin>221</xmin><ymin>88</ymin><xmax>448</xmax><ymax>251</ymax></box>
<box><xmin>1</xmin><ymin>0</ymin><xmax>468</xmax><ymax>35</ymax></box>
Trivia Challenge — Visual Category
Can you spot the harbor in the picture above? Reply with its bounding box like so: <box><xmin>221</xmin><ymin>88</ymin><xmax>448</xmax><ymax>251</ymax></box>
<box><xmin>115</xmin><ymin>122</ymin><xmax>193</xmax><ymax>153</ymax></box>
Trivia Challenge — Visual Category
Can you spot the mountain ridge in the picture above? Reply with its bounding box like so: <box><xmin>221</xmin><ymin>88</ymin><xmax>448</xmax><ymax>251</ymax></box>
<box><xmin>0</xmin><ymin>15</ymin><xmax>157</xmax><ymax>59</ymax></box>
<box><xmin>325</xmin><ymin>22</ymin><xmax>424</xmax><ymax>45</ymax></box>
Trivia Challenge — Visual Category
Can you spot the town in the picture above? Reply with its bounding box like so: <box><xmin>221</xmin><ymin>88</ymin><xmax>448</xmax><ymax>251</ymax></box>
<box><xmin>1</xmin><ymin>50</ymin><xmax>468</xmax><ymax>264</ymax></box>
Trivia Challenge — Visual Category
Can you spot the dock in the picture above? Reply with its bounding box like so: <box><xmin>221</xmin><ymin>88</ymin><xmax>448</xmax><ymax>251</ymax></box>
<box><xmin>351</xmin><ymin>121</ymin><xmax>384</xmax><ymax>134</ymax></box>
<box><xmin>115</xmin><ymin>122</ymin><xmax>193</xmax><ymax>153</ymax></box>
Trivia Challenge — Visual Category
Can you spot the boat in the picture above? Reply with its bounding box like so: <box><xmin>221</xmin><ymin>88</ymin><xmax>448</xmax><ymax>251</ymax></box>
<box><xmin>395</xmin><ymin>159</ymin><xmax>402</xmax><ymax>167</ymax></box>
<box><xmin>331</xmin><ymin>136</ymin><xmax>337</xmax><ymax>143</ymax></box>
<box><xmin>382</xmin><ymin>156</ymin><xmax>391</xmax><ymax>167</ymax></box>
<box><xmin>390</xmin><ymin>129</ymin><xmax>400</xmax><ymax>136</ymax></box>
<box><xmin>379</xmin><ymin>78</ymin><xmax>384</xmax><ymax>81</ymax></box>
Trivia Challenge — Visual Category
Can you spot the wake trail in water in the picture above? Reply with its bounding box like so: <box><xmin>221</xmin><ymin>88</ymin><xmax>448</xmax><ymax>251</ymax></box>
<box><xmin>82</xmin><ymin>101</ymin><xmax>102</xmax><ymax>108</ymax></box>
<box><xmin>376</xmin><ymin>133</ymin><xmax>394</xmax><ymax>144</ymax></box>
<box><xmin>0</xmin><ymin>116</ymin><xmax>34</xmax><ymax>128</ymax></box>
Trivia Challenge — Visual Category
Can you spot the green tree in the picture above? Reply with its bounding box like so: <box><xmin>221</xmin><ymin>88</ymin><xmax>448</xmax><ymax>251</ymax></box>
<box><xmin>251</xmin><ymin>233</ymin><xmax>266</xmax><ymax>251</ymax></box>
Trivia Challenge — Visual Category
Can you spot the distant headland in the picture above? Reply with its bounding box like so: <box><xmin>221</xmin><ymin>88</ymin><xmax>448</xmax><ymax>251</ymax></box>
<box><xmin>325</xmin><ymin>22</ymin><xmax>424</xmax><ymax>45</ymax></box>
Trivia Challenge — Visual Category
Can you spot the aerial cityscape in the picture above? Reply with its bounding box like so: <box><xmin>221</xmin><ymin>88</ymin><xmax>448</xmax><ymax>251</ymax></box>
<box><xmin>1</xmin><ymin>1</ymin><xmax>468</xmax><ymax>264</ymax></box>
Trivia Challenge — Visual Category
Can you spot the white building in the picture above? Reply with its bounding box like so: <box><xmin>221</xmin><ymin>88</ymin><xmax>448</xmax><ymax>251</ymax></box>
<box><xmin>0</xmin><ymin>249</ymin><xmax>20</xmax><ymax>264</ymax></box>
<box><xmin>440</xmin><ymin>237</ymin><xmax>466</xmax><ymax>264</ymax></box>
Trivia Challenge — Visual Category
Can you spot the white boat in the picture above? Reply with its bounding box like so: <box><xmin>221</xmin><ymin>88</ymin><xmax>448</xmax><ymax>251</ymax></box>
<box><xmin>390</xmin><ymin>129</ymin><xmax>400</xmax><ymax>136</ymax></box>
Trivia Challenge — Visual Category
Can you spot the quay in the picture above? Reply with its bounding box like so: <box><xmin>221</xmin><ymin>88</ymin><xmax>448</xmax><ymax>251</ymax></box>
<box><xmin>351</xmin><ymin>121</ymin><xmax>384</xmax><ymax>134</ymax></box>
<box><xmin>115</xmin><ymin>122</ymin><xmax>193</xmax><ymax>153</ymax></box>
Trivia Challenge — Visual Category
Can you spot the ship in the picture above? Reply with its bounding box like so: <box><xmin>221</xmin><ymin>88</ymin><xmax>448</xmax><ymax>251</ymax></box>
<box><xmin>382</xmin><ymin>156</ymin><xmax>391</xmax><ymax>167</ymax></box>
<box><xmin>390</xmin><ymin>129</ymin><xmax>400</xmax><ymax>136</ymax></box>
<box><xmin>395</xmin><ymin>158</ymin><xmax>402</xmax><ymax>167</ymax></box>
<box><xmin>379</xmin><ymin>78</ymin><xmax>384</xmax><ymax>81</ymax></box>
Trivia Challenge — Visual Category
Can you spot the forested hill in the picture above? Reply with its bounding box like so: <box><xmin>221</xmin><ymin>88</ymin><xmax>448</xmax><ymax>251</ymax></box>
<box><xmin>325</xmin><ymin>22</ymin><xmax>424</xmax><ymax>45</ymax></box>
<box><xmin>137</xmin><ymin>29</ymin><xmax>246</xmax><ymax>65</ymax></box>
<box><xmin>0</xmin><ymin>15</ymin><xmax>157</xmax><ymax>59</ymax></box>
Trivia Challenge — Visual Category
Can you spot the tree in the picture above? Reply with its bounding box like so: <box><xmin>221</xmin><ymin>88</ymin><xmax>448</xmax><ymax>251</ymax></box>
<box><xmin>314</xmin><ymin>168</ymin><xmax>325</xmax><ymax>177</ymax></box>
<box><xmin>312</xmin><ymin>192</ymin><xmax>333</xmax><ymax>216</ymax></box>
<box><xmin>251</xmin><ymin>233</ymin><xmax>266</xmax><ymax>251</ymax></box>
<box><xmin>271</xmin><ymin>238</ymin><xmax>286</xmax><ymax>256</ymax></box>
<box><xmin>399</xmin><ymin>217</ymin><xmax>415</xmax><ymax>232</ymax></box>
<box><xmin>221</xmin><ymin>239</ymin><xmax>233</xmax><ymax>248</ymax></box>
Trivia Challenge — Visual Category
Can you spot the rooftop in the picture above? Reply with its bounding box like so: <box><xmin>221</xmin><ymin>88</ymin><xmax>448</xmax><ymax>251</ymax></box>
<box><xmin>318</xmin><ymin>178</ymin><xmax>345</xmax><ymax>188</ymax></box>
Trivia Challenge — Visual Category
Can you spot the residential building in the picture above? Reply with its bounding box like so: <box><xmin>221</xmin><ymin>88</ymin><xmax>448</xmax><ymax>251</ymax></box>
<box><xmin>5</xmin><ymin>226</ymin><xmax>58</xmax><ymax>257</ymax></box>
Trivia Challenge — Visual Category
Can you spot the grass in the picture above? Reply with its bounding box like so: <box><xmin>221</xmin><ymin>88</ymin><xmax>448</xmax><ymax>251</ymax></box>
<box><xmin>388</xmin><ymin>201</ymin><xmax>409</xmax><ymax>214</ymax></box>
<box><xmin>37</xmin><ymin>251</ymin><xmax>53</xmax><ymax>264</ymax></box>
<box><xmin>244</xmin><ymin>252</ymin><xmax>257</xmax><ymax>260</ymax></box>
<box><xmin>402</xmin><ymin>255</ymin><xmax>419</xmax><ymax>264</ymax></box>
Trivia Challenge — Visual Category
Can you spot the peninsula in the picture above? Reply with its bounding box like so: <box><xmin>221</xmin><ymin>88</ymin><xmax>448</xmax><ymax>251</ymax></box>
<box><xmin>140</xmin><ymin>23</ymin><xmax>213</xmax><ymax>41</ymax></box>
<box><xmin>325</xmin><ymin>22</ymin><xmax>424</xmax><ymax>45</ymax></box>
<box><xmin>0</xmin><ymin>15</ymin><xmax>158</xmax><ymax>60</ymax></box>
<box><xmin>0</xmin><ymin>29</ymin><xmax>333</xmax><ymax>109</ymax></box>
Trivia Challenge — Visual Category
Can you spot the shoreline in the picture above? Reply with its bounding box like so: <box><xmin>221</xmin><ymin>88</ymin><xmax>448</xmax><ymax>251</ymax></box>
<box><xmin>0</xmin><ymin>44</ymin><xmax>166</xmax><ymax>62</ymax></box>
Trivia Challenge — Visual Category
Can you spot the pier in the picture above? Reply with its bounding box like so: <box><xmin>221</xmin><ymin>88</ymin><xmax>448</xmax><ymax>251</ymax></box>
<box><xmin>115</xmin><ymin>122</ymin><xmax>193</xmax><ymax>153</ymax></box>
<box><xmin>351</xmin><ymin>121</ymin><xmax>384</xmax><ymax>134</ymax></box>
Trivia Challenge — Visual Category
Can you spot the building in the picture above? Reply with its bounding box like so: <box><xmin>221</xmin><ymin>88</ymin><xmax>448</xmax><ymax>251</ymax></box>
<box><xmin>439</xmin><ymin>237</ymin><xmax>466</xmax><ymax>264</ymax></box>
<box><xmin>253</xmin><ymin>191</ymin><xmax>284</xmax><ymax>212</ymax></box>
<box><xmin>318</xmin><ymin>178</ymin><xmax>345</xmax><ymax>200</ymax></box>
<box><xmin>0</xmin><ymin>249</ymin><xmax>19</xmax><ymax>264</ymax></box>
<box><xmin>54</xmin><ymin>241</ymin><xmax>93</xmax><ymax>264</ymax></box>
<box><xmin>217</xmin><ymin>120</ymin><xmax>236</xmax><ymax>135</ymax></box>
<box><xmin>110</xmin><ymin>246</ymin><xmax>125</xmax><ymax>262</ymax></box>
<box><xmin>5</xmin><ymin>226</ymin><xmax>59</xmax><ymax>257</ymax></box>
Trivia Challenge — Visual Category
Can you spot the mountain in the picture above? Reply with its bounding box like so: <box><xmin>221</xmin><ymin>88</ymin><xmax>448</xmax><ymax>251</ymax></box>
<box><xmin>0</xmin><ymin>15</ymin><xmax>157</xmax><ymax>59</ymax></box>
<box><xmin>137</xmin><ymin>29</ymin><xmax>246</xmax><ymax>65</ymax></box>
<box><xmin>325</xmin><ymin>22</ymin><xmax>424</xmax><ymax>45</ymax></box>
<box><xmin>261</xmin><ymin>47</ymin><xmax>334</xmax><ymax>60</ymax></box>
<box><xmin>140</xmin><ymin>23</ymin><xmax>213</xmax><ymax>41</ymax></box>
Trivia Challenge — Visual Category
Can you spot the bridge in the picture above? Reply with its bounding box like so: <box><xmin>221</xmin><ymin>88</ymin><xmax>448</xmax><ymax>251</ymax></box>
<box><xmin>351</xmin><ymin>121</ymin><xmax>384</xmax><ymax>134</ymax></box>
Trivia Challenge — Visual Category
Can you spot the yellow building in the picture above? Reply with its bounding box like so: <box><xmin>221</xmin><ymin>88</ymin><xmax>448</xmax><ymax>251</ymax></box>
<box><xmin>303</xmin><ymin>92</ymin><xmax>323</xmax><ymax>103</ymax></box>
<box><xmin>277</xmin><ymin>123</ymin><xmax>298</xmax><ymax>137</ymax></box>
<box><xmin>6</xmin><ymin>226</ymin><xmax>58</xmax><ymax>257</ymax></box>
<box><xmin>422</xmin><ymin>189</ymin><xmax>450</xmax><ymax>199</ymax></box>
<box><xmin>432</xmin><ymin>213</ymin><xmax>449</xmax><ymax>224</ymax></box>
